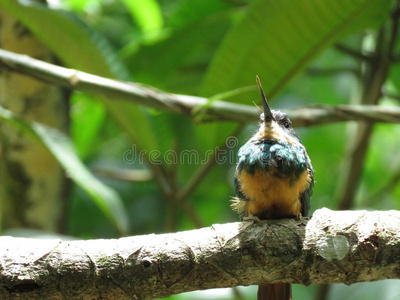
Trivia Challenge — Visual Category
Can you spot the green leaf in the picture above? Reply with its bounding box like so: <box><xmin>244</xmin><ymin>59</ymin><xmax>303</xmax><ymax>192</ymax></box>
<box><xmin>389</xmin><ymin>64</ymin><xmax>400</xmax><ymax>94</ymax></box>
<box><xmin>122</xmin><ymin>0</ymin><xmax>163</xmax><ymax>33</ymax></box>
<box><xmin>0</xmin><ymin>105</ymin><xmax>129</xmax><ymax>236</ymax></box>
<box><xmin>128</xmin><ymin>10</ymin><xmax>235</xmax><ymax>95</ymax></box>
<box><xmin>166</xmin><ymin>0</ymin><xmax>233</xmax><ymax>28</ymax></box>
<box><xmin>0</xmin><ymin>0</ymin><xmax>157</xmax><ymax>153</ymax></box>
<box><xmin>0</xmin><ymin>0</ymin><xmax>125</xmax><ymax>78</ymax></box>
<box><xmin>201</xmin><ymin>0</ymin><xmax>393</xmax><ymax>99</ymax></box>
<box><xmin>62</xmin><ymin>0</ymin><xmax>96</xmax><ymax>13</ymax></box>
<box><xmin>71</xmin><ymin>92</ymin><xmax>106</xmax><ymax>159</ymax></box>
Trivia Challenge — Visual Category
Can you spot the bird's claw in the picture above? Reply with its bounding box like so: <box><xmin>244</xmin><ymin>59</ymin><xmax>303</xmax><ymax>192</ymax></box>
<box><xmin>296</xmin><ymin>213</ymin><xmax>308</xmax><ymax>226</ymax></box>
<box><xmin>243</xmin><ymin>215</ymin><xmax>262</xmax><ymax>225</ymax></box>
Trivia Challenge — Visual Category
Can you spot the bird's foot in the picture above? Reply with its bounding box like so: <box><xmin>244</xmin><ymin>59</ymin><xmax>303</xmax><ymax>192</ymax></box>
<box><xmin>243</xmin><ymin>215</ymin><xmax>262</xmax><ymax>225</ymax></box>
<box><xmin>296</xmin><ymin>213</ymin><xmax>308</xmax><ymax>226</ymax></box>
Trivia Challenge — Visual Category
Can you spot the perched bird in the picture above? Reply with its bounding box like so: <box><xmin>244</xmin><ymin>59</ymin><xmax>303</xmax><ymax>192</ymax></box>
<box><xmin>232</xmin><ymin>76</ymin><xmax>314</xmax><ymax>300</ymax></box>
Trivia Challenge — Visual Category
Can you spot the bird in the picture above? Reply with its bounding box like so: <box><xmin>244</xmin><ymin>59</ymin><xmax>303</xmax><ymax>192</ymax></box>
<box><xmin>231</xmin><ymin>76</ymin><xmax>314</xmax><ymax>300</ymax></box>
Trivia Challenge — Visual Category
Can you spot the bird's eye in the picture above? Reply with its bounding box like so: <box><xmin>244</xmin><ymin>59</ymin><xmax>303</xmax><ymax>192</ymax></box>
<box><xmin>283</xmin><ymin>121</ymin><xmax>291</xmax><ymax>128</ymax></box>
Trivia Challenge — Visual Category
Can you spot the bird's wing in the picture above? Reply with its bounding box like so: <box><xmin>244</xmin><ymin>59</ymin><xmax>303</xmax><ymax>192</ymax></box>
<box><xmin>300</xmin><ymin>165</ymin><xmax>314</xmax><ymax>217</ymax></box>
<box><xmin>234</xmin><ymin>175</ymin><xmax>249</xmax><ymax>200</ymax></box>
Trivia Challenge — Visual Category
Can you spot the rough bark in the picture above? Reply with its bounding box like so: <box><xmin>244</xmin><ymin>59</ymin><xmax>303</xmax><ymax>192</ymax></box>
<box><xmin>0</xmin><ymin>10</ymin><xmax>69</xmax><ymax>232</ymax></box>
<box><xmin>0</xmin><ymin>208</ymin><xmax>400</xmax><ymax>299</ymax></box>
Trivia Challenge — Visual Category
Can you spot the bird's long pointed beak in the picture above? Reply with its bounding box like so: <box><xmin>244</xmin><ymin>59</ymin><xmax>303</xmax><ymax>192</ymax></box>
<box><xmin>256</xmin><ymin>76</ymin><xmax>275</xmax><ymax>122</ymax></box>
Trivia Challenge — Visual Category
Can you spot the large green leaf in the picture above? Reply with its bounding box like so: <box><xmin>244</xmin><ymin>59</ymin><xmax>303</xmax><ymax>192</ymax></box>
<box><xmin>62</xmin><ymin>0</ymin><xmax>94</xmax><ymax>12</ymax></box>
<box><xmin>122</xmin><ymin>0</ymin><xmax>163</xmax><ymax>33</ymax></box>
<box><xmin>0</xmin><ymin>0</ymin><xmax>157</xmax><ymax>151</ymax></box>
<box><xmin>166</xmin><ymin>0</ymin><xmax>234</xmax><ymax>28</ymax></box>
<box><xmin>70</xmin><ymin>92</ymin><xmax>106</xmax><ymax>159</ymax></box>
<box><xmin>127</xmin><ymin>10</ymin><xmax>237</xmax><ymax>158</ymax></box>
<box><xmin>0</xmin><ymin>0</ymin><xmax>122</xmax><ymax>78</ymax></box>
<box><xmin>0</xmin><ymin>0</ymin><xmax>158</xmax><ymax>230</ymax></box>
<box><xmin>128</xmin><ymin>10</ymin><xmax>235</xmax><ymax>95</ymax></box>
<box><xmin>0</xmin><ymin>106</ymin><xmax>128</xmax><ymax>235</ymax></box>
<box><xmin>201</xmin><ymin>0</ymin><xmax>393</xmax><ymax>100</ymax></box>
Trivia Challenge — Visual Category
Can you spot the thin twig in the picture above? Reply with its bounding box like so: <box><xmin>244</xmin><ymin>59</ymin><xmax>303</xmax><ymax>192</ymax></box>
<box><xmin>165</xmin><ymin>165</ymin><xmax>179</xmax><ymax>232</ymax></box>
<box><xmin>391</xmin><ymin>52</ymin><xmax>400</xmax><ymax>62</ymax></box>
<box><xmin>307</xmin><ymin>66</ymin><xmax>360</xmax><ymax>77</ymax></box>
<box><xmin>182</xmin><ymin>201</ymin><xmax>205</xmax><ymax>228</ymax></box>
<box><xmin>335</xmin><ymin>43</ymin><xmax>372</xmax><ymax>61</ymax></box>
<box><xmin>337</xmin><ymin>5</ymin><xmax>400</xmax><ymax>210</ymax></box>
<box><xmin>173</xmin><ymin>124</ymin><xmax>245</xmax><ymax>298</ymax></box>
<box><xmin>164</xmin><ymin>144</ymin><xmax>206</xmax><ymax>231</ymax></box>
<box><xmin>388</xmin><ymin>2</ymin><xmax>400</xmax><ymax>54</ymax></box>
<box><xmin>367</xmin><ymin>168</ymin><xmax>400</xmax><ymax>206</ymax></box>
<box><xmin>324</xmin><ymin>7</ymin><xmax>400</xmax><ymax>300</ymax></box>
<box><xmin>383</xmin><ymin>90</ymin><xmax>400</xmax><ymax>102</ymax></box>
<box><xmin>93</xmin><ymin>168</ymin><xmax>152</xmax><ymax>182</ymax></box>
<box><xmin>0</xmin><ymin>49</ymin><xmax>400</xmax><ymax>127</ymax></box>
<box><xmin>175</xmin><ymin>124</ymin><xmax>245</xmax><ymax>203</ymax></box>
<box><xmin>171</xmin><ymin>125</ymin><xmax>245</xmax><ymax>229</ymax></box>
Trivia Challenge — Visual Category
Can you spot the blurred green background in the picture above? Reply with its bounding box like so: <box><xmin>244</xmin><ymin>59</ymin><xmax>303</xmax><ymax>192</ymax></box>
<box><xmin>1</xmin><ymin>0</ymin><xmax>400</xmax><ymax>299</ymax></box>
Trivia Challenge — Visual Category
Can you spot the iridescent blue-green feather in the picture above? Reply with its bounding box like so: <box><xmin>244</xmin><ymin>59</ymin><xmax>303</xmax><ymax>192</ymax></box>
<box><xmin>237</xmin><ymin>138</ymin><xmax>309</xmax><ymax>182</ymax></box>
<box><xmin>234</xmin><ymin>138</ymin><xmax>314</xmax><ymax>217</ymax></box>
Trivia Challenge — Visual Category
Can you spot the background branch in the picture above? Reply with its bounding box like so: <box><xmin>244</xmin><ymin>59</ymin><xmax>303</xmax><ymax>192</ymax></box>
<box><xmin>307</xmin><ymin>66</ymin><xmax>360</xmax><ymax>77</ymax></box>
<box><xmin>337</xmin><ymin>4</ymin><xmax>399</xmax><ymax>210</ymax></box>
<box><xmin>334</xmin><ymin>43</ymin><xmax>372</xmax><ymax>61</ymax></box>
<box><xmin>0</xmin><ymin>49</ymin><xmax>400</xmax><ymax>127</ymax></box>
<box><xmin>315</xmin><ymin>6</ymin><xmax>400</xmax><ymax>300</ymax></box>
<box><xmin>1</xmin><ymin>208</ymin><xmax>400</xmax><ymax>300</ymax></box>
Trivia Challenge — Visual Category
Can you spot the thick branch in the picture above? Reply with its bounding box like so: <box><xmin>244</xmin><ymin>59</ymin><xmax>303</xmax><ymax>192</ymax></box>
<box><xmin>0</xmin><ymin>49</ymin><xmax>399</xmax><ymax>127</ymax></box>
<box><xmin>1</xmin><ymin>208</ymin><xmax>400</xmax><ymax>299</ymax></box>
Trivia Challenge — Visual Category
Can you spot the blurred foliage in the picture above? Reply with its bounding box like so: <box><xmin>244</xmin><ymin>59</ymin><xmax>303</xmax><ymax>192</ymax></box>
<box><xmin>0</xmin><ymin>106</ymin><xmax>128</xmax><ymax>235</ymax></box>
<box><xmin>1</xmin><ymin>0</ymin><xmax>400</xmax><ymax>299</ymax></box>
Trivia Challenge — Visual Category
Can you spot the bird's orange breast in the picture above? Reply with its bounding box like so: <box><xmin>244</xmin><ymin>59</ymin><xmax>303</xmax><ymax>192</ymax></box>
<box><xmin>236</xmin><ymin>167</ymin><xmax>311</xmax><ymax>219</ymax></box>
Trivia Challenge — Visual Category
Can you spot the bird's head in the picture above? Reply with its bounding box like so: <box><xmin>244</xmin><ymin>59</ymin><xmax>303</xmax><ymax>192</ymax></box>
<box><xmin>254</xmin><ymin>76</ymin><xmax>301</xmax><ymax>145</ymax></box>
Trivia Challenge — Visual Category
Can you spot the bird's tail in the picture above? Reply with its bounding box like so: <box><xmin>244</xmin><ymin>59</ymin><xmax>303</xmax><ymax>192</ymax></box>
<box><xmin>230</xmin><ymin>197</ymin><xmax>247</xmax><ymax>219</ymax></box>
<box><xmin>257</xmin><ymin>283</ymin><xmax>291</xmax><ymax>300</ymax></box>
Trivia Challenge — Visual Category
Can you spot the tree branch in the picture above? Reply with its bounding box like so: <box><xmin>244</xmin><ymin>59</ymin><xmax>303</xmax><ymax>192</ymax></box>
<box><xmin>337</xmin><ymin>3</ymin><xmax>400</xmax><ymax>210</ymax></box>
<box><xmin>174</xmin><ymin>124</ymin><xmax>245</xmax><ymax>204</ymax></box>
<box><xmin>0</xmin><ymin>49</ymin><xmax>399</xmax><ymax>127</ymax></box>
<box><xmin>93</xmin><ymin>168</ymin><xmax>153</xmax><ymax>182</ymax></box>
<box><xmin>334</xmin><ymin>43</ymin><xmax>372</xmax><ymax>61</ymax></box>
<box><xmin>1</xmin><ymin>208</ymin><xmax>400</xmax><ymax>299</ymax></box>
